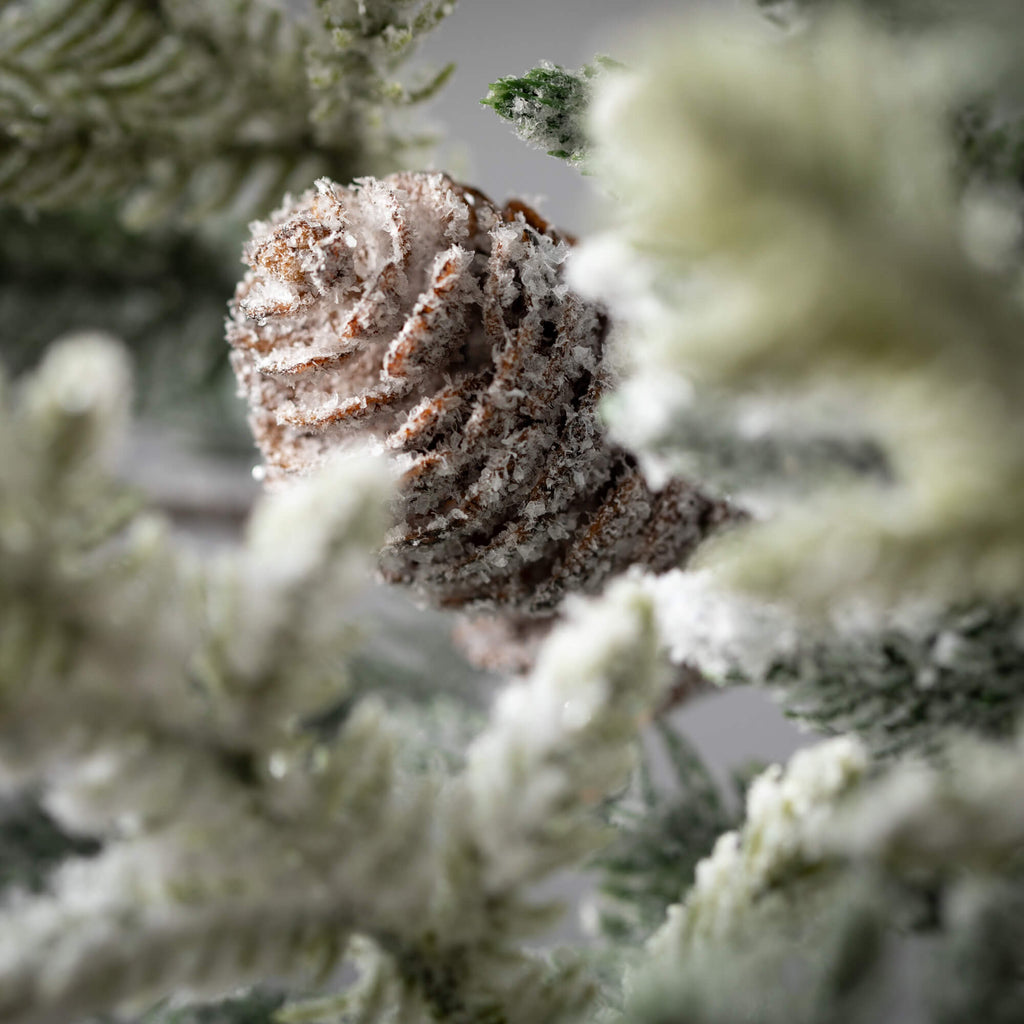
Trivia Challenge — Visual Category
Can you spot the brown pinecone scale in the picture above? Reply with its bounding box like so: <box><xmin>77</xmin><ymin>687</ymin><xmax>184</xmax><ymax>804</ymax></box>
<box><xmin>228</xmin><ymin>171</ymin><xmax>732</xmax><ymax>615</ymax></box>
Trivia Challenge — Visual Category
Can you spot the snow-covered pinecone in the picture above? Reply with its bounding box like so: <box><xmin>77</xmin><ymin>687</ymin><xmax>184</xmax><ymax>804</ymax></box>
<box><xmin>228</xmin><ymin>171</ymin><xmax>733</xmax><ymax>615</ymax></box>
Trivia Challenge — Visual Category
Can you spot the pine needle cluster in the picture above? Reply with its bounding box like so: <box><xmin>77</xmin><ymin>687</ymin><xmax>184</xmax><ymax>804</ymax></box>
<box><xmin>0</xmin><ymin>0</ymin><xmax>457</xmax><ymax>224</ymax></box>
<box><xmin>481</xmin><ymin>60</ymin><xmax>615</xmax><ymax>168</ymax></box>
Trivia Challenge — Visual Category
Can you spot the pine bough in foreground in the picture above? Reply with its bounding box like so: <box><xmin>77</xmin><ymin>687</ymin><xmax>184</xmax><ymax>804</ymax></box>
<box><xmin>0</xmin><ymin>335</ymin><xmax>668</xmax><ymax>1024</ymax></box>
<box><xmin>471</xmin><ymin>5</ymin><xmax>1024</xmax><ymax>1019</ymax></box>
<box><xmin>480</xmin><ymin>3</ymin><xmax>1024</xmax><ymax>755</ymax></box>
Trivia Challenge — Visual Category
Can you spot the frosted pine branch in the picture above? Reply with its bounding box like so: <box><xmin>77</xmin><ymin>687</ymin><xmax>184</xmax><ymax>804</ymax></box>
<box><xmin>0</xmin><ymin>204</ymin><xmax>241</xmax><ymax>427</ymax></box>
<box><xmin>0</xmin><ymin>337</ymin><xmax>672</xmax><ymax>1024</ymax></box>
<box><xmin>464</xmin><ymin>579</ymin><xmax>667</xmax><ymax>891</ymax></box>
<box><xmin>828</xmin><ymin>728</ymin><xmax>1024</xmax><ymax>870</ymax></box>
<box><xmin>587</xmin><ymin>721</ymin><xmax>736</xmax><ymax>943</ymax></box>
<box><xmin>645</xmin><ymin>737</ymin><xmax>868</xmax><ymax>955</ymax></box>
<box><xmin>594</xmin><ymin>367</ymin><xmax>890</xmax><ymax>508</ymax></box>
<box><xmin>646</xmin><ymin>570</ymin><xmax>1024</xmax><ymax>757</ymax></box>
<box><xmin>622</xmin><ymin>726</ymin><xmax>1024</xmax><ymax>1024</ymax></box>
<box><xmin>0</xmin><ymin>0</ymin><xmax>457</xmax><ymax>224</ymax></box>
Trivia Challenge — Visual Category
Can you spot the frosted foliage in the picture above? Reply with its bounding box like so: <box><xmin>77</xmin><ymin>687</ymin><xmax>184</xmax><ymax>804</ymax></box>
<box><xmin>643</xmin><ymin>569</ymin><xmax>796</xmax><ymax>684</ymax></box>
<box><xmin>482</xmin><ymin>61</ymin><xmax>611</xmax><ymax>168</ymax></box>
<box><xmin>831</xmin><ymin>730</ymin><xmax>1024</xmax><ymax>868</ymax></box>
<box><xmin>649</xmin><ymin>569</ymin><xmax>1024</xmax><ymax>751</ymax></box>
<box><xmin>647</xmin><ymin>737</ymin><xmax>868</xmax><ymax>955</ymax></box>
<box><xmin>600</xmin><ymin>368</ymin><xmax>889</xmax><ymax>509</ymax></box>
<box><xmin>229</xmin><ymin>171</ymin><xmax>733</xmax><ymax>617</ymax></box>
<box><xmin>0</xmin><ymin>0</ymin><xmax>457</xmax><ymax>224</ymax></box>
<box><xmin>0</xmin><ymin>339</ymin><xmax>674</xmax><ymax>1024</ymax></box>
<box><xmin>466</xmin><ymin>579</ymin><xmax>666</xmax><ymax>889</ymax></box>
<box><xmin>647</xmin><ymin>568</ymin><xmax>1024</xmax><ymax>756</ymax></box>
<box><xmin>20</xmin><ymin>334</ymin><xmax>132</xmax><ymax>457</ymax></box>
<box><xmin>578</xmin><ymin>10</ymin><xmax>1024</xmax><ymax>608</ymax></box>
<box><xmin>625</xmin><ymin>725</ymin><xmax>1024</xmax><ymax>1024</ymax></box>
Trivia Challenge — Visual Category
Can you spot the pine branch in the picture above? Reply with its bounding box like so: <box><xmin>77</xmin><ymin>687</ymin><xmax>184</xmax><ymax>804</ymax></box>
<box><xmin>756</xmin><ymin>1</ymin><xmax>1024</xmax><ymax>199</ymax></box>
<box><xmin>589</xmin><ymin>722</ymin><xmax>735</xmax><ymax>943</ymax></box>
<box><xmin>618</xmin><ymin>725</ymin><xmax>1024</xmax><ymax>1024</ymax></box>
<box><xmin>575</xmin><ymin>10</ymin><xmax>1024</xmax><ymax>610</ymax></box>
<box><xmin>310</xmin><ymin>0</ymin><xmax>458</xmax><ymax>122</ymax></box>
<box><xmin>0</xmin><ymin>0</ymin><xmax>457</xmax><ymax>225</ymax></box>
<box><xmin>646</xmin><ymin>736</ymin><xmax>870</xmax><ymax>956</ymax></box>
<box><xmin>830</xmin><ymin>730</ymin><xmax>1024</xmax><ymax>871</ymax></box>
<box><xmin>622</xmin><ymin>729</ymin><xmax>1024</xmax><ymax>1024</ymax></box>
<box><xmin>602</xmin><ymin>373</ymin><xmax>891</xmax><ymax>507</ymax></box>
<box><xmin>648</xmin><ymin>572</ymin><xmax>1024</xmax><ymax>758</ymax></box>
<box><xmin>619</xmin><ymin>736</ymin><xmax>883</xmax><ymax>1024</ymax></box>
<box><xmin>0</xmin><ymin>338</ymin><xmax>668</xmax><ymax>1024</ymax></box>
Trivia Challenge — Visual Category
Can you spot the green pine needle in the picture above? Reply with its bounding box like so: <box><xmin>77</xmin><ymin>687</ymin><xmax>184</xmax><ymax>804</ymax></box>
<box><xmin>482</xmin><ymin>58</ymin><xmax>618</xmax><ymax>168</ymax></box>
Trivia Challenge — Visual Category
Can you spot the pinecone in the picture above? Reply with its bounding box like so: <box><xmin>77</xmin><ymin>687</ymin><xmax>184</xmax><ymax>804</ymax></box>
<box><xmin>228</xmin><ymin>171</ymin><xmax>733</xmax><ymax>617</ymax></box>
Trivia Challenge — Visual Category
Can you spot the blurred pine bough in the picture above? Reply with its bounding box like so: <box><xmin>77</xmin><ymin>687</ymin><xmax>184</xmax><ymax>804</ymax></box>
<box><xmin>487</xmin><ymin>2</ymin><xmax>1024</xmax><ymax>1018</ymax></box>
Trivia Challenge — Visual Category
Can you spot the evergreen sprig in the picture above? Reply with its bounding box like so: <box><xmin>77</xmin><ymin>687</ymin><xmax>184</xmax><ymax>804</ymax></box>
<box><xmin>590</xmin><ymin>723</ymin><xmax>735</xmax><ymax>943</ymax></box>
<box><xmin>576</xmin><ymin>9</ymin><xmax>1024</xmax><ymax>610</ymax></box>
<box><xmin>482</xmin><ymin>59</ymin><xmax>616</xmax><ymax>168</ymax></box>
<box><xmin>624</xmin><ymin>732</ymin><xmax>1024</xmax><ymax>1024</ymax></box>
<box><xmin>648</xmin><ymin>573</ymin><xmax>1024</xmax><ymax>759</ymax></box>
<box><xmin>0</xmin><ymin>0</ymin><xmax>457</xmax><ymax>225</ymax></box>
<box><xmin>0</xmin><ymin>336</ymin><xmax>668</xmax><ymax>1024</ymax></box>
